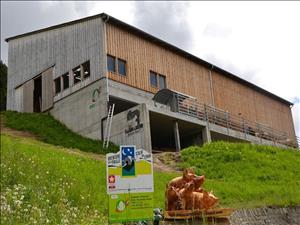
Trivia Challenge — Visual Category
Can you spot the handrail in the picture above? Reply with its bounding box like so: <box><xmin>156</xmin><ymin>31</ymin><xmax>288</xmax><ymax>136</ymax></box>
<box><xmin>173</xmin><ymin>93</ymin><xmax>299</xmax><ymax>149</ymax></box>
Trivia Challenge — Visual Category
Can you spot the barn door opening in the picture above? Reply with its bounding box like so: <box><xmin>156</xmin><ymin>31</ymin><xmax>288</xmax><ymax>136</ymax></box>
<box><xmin>33</xmin><ymin>76</ymin><xmax>42</xmax><ymax>112</ymax></box>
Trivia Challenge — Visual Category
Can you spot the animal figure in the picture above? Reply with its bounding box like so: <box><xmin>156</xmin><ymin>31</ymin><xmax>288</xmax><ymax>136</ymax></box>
<box><xmin>165</xmin><ymin>185</ymin><xmax>181</xmax><ymax>211</ymax></box>
<box><xmin>193</xmin><ymin>175</ymin><xmax>205</xmax><ymax>193</ymax></box>
<box><xmin>179</xmin><ymin>181</ymin><xmax>218</xmax><ymax>211</ymax></box>
<box><xmin>178</xmin><ymin>180</ymin><xmax>197</xmax><ymax>210</ymax></box>
<box><xmin>167</xmin><ymin>168</ymin><xmax>197</xmax><ymax>190</ymax></box>
<box><xmin>201</xmin><ymin>191</ymin><xmax>218</xmax><ymax>210</ymax></box>
<box><xmin>165</xmin><ymin>168</ymin><xmax>216</xmax><ymax>212</ymax></box>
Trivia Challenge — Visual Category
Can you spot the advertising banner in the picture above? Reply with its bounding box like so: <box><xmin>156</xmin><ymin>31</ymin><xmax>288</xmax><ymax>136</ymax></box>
<box><xmin>108</xmin><ymin>192</ymin><xmax>153</xmax><ymax>223</ymax></box>
<box><xmin>106</xmin><ymin>146</ymin><xmax>154</xmax><ymax>223</ymax></box>
<box><xmin>106</xmin><ymin>146</ymin><xmax>153</xmax><ymax>194</ymax></box>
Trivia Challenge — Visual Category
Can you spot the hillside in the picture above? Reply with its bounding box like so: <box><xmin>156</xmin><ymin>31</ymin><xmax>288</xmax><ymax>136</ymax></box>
<box><xmin>1</xmin><ymin>111</ymin><xmax>118</xmax><ymax>154</ymax></box>
<box><xmin>1</xmin><ymin>111</ymin><xmax>300</xmax><ymax>224</ymax></box>
<box><xmin>1</xmin><ymin>134</ymin><xmax>176</xmax><ymax>224</ymax></box>
<box><xmin>180</xmin><ymin>142</ymin><xmax>300</xmax><ymax>208</ymax></box>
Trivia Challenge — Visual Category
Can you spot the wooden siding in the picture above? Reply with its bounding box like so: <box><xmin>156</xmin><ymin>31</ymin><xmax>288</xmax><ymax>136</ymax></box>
<box><xmin>41</xmin><ymin>67</ymin><xmax>54</xmax><ymax>112</ymax></box>
<box><xmin>106</xmin><ymin>24</ymin><xmax>213</xmax><ymax>106</ymax></box>
<box><xmin>7</xmin><ymin>17</ymin><xmax>106</xmax><ymax>111</ymax></box>
<box><xmin>106</xmin><ymin>24</ymin><xmax>296</xmax><ymax>137</ymax></box>
<box><xmin>212</xmin><ymin>72</ymin><xmax>295</xmax><ymax>137</ymax></box>
<box><xmin>22</xmin><ymin>80</ymin><xmax>33</xmax><ymax>113</ymax></box>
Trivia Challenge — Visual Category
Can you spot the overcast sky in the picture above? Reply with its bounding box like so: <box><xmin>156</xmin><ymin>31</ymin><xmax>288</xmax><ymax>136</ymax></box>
<box><xmin>1</xmin><ymin>1</ymin><xmax>299</xmax><ymax>137</ymax></box>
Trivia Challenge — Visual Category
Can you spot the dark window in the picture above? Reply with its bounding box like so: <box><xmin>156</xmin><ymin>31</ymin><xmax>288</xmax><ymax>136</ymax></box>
<box><xmin>73</xmin><ymin>66</ymin><xmax>81</xmax><ymax>84</ymax></box>
<box><xmin>54</xmin><ymin>77</ymin><xmax>61</xmax><ymax>94</ymax></box>
<box><xmin>150</xmin><ymin>71</ymin><xmax>158</xmax><ymax>87</ymax></box>
<box><xmin>82</xmin><ymin>61</ymin><xmax>90</xmax><ymax>79</ymax></box>
<box><xmin>118</xmin><ymin>58</ymin><xmax>126</xmax><ymax>76</ymax></box>
<box><xmin>159</xmin><ymin>74</ymin><xmax>166</xmax><ymax>90</ymax></box>
<box><xmin>62</xmin><ymin>72</ymin><xmax>69</xmax><ymax>90</ymax></box>
<box><xmin>107</xmin><ymin>55</ymin><xmax>116</xmax><ymax>72</ymax></box>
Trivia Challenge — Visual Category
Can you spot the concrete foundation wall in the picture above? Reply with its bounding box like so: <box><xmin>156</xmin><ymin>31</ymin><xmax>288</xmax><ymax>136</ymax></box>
<box><xmin>106</xmin><ymin>104</ymin><xmax>152</xmax><ymax>151</ymax></box>
<box><xmin>50</xmin><ymin>79</ymin><xmax>108</xmax><ymax>140</ymax></box>
<box><xmin>108</xmin><ymin>79</ymin><xmax>154</xmax><ymax>105</ymax></box>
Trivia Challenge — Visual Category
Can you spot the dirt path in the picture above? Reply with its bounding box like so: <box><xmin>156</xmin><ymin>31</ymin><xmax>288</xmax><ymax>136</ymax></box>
<box><xmin>1</xmin><ymin>123</ymin><xmax>180</xmax><ymax>173</ymax></box>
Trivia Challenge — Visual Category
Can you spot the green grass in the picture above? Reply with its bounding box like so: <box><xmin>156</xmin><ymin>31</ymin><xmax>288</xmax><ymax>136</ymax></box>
<box><xmin>180</xmin><ymin>142</ymin><xmax>300</xmax><ymax>208</ymax></box>
<box><xmin>1</xmin><ymin>111</ymin><xmax>118</xmax><ymax>154</ymax></box>
<box><xmin>0</xmin><ymin>134</ymin><xmax>175</xmax><ymax>224</ymax></box>
<box><xmin>2</xmin><ymin>111</ymin><xmax>300</xmax><ymax>223</ymax></box>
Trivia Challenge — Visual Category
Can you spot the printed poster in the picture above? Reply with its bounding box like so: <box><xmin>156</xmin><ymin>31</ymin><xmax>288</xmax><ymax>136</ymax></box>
<box><xmin>106</xmin><ymin>146</ymin><xmax>154</xmax><ymax>223</ymax></box>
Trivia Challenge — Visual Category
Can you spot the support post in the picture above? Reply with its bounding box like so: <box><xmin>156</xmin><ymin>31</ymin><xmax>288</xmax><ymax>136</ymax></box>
<box><xmin>202</xmin><ymin>126</ymin><xmax>212</xmax><ymax>144</ymax></box>
<box><xmin>173</xmin><ymin>120</ymin><xmax>181</xmax><ymax>152</ymax></box>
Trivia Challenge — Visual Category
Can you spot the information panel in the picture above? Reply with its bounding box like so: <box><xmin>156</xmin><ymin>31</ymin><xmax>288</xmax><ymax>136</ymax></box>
<box><xmin>106</xmin><ymin>146</ymin><xmax>154</xmax><ymax>223</ymax></box>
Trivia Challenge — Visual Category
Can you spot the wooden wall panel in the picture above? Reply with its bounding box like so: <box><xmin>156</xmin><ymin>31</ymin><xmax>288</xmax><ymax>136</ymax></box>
<box><xmin>106</xmin><ymin>24</ymin><xmax>213</xmax><ymax>105</ymax></box>
<box><xmin>106</xmin><ymin>24</ymin><xmax>295</xmax><ymax>138</ymax></box>
<box><xmin>41</xmin><ymin>67</ymin><xmax>54</xmax><ymax>112</ymax></box>
<box><xmin>212</xmin><ymin>72</ymin><xmax>295</xmax><ymax>137</ymax></box>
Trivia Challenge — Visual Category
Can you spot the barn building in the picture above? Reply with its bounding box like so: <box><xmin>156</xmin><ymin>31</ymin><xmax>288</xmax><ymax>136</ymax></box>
<box><xmin>5</xmin><ymin>13</ymin><xmax>299</xmax><ymax>150</ymax></box>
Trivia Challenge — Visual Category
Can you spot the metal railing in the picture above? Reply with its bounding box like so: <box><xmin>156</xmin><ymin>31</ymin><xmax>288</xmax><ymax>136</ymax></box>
<box><xmin>173</xmin><ymin>93</ymin><xmax>299</xmax><ymax>149</ymax></box>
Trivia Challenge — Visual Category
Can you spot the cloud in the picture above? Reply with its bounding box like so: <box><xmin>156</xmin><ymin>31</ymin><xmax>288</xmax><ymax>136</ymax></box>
<box><xmin>132</xmin><ymin>1</ymin><xmax>193</xmax><ymax>51</ymax></box>
<box><xmin>203</xmin><ymin>23</ymin><xmax>232</xmax><ymax>39</ymax></box>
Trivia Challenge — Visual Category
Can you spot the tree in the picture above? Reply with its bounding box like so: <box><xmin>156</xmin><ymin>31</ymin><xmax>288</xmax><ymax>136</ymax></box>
<box><xmin>0</xmin><ymin>60</ymin><xmax>8</xmax><ymax>111</ymax></box>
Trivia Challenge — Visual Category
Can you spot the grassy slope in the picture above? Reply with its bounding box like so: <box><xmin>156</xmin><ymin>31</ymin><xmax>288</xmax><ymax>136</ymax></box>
<box><xmin>1</xmin><ymin>111</ymin><xmax>118</xmax><ymax>154</ymax></box>
<box><xmin>1</xmin><ymin>134</ymin><xmax>175</xmax><ymax>224</ymax></box>
<box><xmin>180</xmin><ymin>142</ymin><xmax>300</xmax><ymax>208</ymax></box>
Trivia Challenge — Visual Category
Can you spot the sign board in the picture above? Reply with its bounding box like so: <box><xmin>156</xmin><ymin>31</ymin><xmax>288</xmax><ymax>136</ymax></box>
<box><xmin>106</xmin><ymin>146</ymin><xmax>154</xmax><ymax>223</ymax></box>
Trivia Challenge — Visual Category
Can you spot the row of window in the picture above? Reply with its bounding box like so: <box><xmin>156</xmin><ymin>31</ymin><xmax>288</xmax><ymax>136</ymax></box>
<box><xmin>107</xmin><ymin>55</ymin><xmax>166</xmax><ymax>90</ymax></box>
<box><xmin>54</xmin><ymin>57</ymin><xmax>166</xmax><ymax>95</ymax></box>
<box><xmin>107</xmin><ymin>55</ymin><xmax>126</xmax><ymax>76</ymax></box>
<box><xmin>54</xmin><ymin>61</ymin><xmax>90</xmax><ymax>94</ymax></box>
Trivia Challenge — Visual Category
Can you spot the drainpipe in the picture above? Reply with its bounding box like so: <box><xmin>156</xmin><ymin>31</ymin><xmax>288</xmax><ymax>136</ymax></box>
<box><xmin>208</xmin><ymin>65</ymin><xmax>215</xmax><ymax>107</ymax></box>
<box><xmin>103</xmin><ymin>15</ymin><xmax>110</xmax><ymax>104</ymax></box>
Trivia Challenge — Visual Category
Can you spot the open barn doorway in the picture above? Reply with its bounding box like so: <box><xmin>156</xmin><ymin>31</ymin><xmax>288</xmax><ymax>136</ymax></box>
<box><xmin>33</xmin><ymin>76</ymin><xmax>42</xmax><ymax>112</ymax></box>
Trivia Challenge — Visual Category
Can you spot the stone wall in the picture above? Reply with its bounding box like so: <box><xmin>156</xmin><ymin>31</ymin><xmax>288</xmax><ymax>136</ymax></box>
<box><xmin>229</xmin><ymin>206</ymin><xmax>300</xmax><ymax>225</ymax></box>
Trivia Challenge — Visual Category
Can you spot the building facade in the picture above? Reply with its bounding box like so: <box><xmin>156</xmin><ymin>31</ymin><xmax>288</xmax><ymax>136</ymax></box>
<box><xmin>5</xmin><ymin>13</ymin><xmax>299</xmax><ymax>150</ymax></box>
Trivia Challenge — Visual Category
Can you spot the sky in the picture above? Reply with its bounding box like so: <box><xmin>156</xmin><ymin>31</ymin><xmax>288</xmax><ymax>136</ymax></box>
<box><xmin>1</xmin><ymin>1</ymin><xmax>299</xmax><ymax>137</ymax></box>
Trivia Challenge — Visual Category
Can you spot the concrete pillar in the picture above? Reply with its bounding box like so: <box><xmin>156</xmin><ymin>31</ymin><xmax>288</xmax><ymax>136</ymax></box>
<box><xmin>173</xmin><ymin>120</ymin><xmax>181</xmax><ymax>152</ymax></box>
<box><xmin>202</xmin><ymin>125</ymin><xmax>211</xmax><ymax>144</ymax></box>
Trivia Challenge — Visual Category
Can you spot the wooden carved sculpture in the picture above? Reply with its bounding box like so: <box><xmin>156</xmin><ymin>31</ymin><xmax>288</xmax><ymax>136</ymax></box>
<box><xmin>165</xmin><ymin>168</ymin><xmax>218</xmax><ymax>212</ymax></box>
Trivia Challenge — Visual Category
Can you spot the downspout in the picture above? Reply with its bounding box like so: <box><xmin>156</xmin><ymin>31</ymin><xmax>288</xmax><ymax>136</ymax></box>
<box><xmin>103</xmin><ymin>15</ymin><xmax>110</xmax><ymax>104</ymax></box>
<box><xmin>208</xmin><ymin>65</ymin><xmax>215</xmax><ymax>107</ymax></box>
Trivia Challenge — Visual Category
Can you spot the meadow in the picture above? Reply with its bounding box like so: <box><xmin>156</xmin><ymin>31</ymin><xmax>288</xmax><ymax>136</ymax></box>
<box><xmin>1</xmin><ymin>111</ymin><xmax>300</xmax><ymax>224</ymax></box>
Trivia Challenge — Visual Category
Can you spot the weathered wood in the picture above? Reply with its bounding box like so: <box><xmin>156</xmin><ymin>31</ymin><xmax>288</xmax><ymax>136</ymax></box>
<box><xmin>41</xmin><ymin>67</ymin><xmax>54</xmax><ymax>112</ymax></box>
<box><xmin>22</xmin><ymin>79</ymin><xmax>33</xmax><ymax>112</ymax></box>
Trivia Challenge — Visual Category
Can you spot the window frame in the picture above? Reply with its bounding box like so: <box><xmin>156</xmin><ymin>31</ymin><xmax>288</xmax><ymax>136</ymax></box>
<box><xmin>72</xmin><ymin>66</ymin><xmax>81</xmax><ymax>85</ymax></box>
<box><xmin>62</xmin><ymin>72</ymin><xmax>69</xmax><ymax>90</ymax></box>
<box><xmin>107</xmin><ymin>55</ymin><xmax>116</xmax><ymax>73</ymax></box>
<box><xmin>82</xmin><ymin>61</ymin><xmax>90</xmax><ymax>79</ymax></box>
<box><xmin>159</xmin><ymin>74</ymin><xmax>166</xmax><ymax>90</ymax></box>
<box><xmin>117</xmin><ymin>58</ymin><xmax>126</xmax><ymax>76</ymax></box>
<box><xmin>54</xmin><ymin>77</ymin><xmax>61</xmax><ymax>95</ymax></box>
<box><xmin>150</xmin><ymin>71</ymin><xmax>158</xmax><ymax>87</ymax></box>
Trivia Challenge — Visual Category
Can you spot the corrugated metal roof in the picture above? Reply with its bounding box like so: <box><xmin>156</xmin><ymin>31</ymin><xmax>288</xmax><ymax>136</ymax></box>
<box><xmin>5</xmin><ymin>13</ymin><xmax>293</xmax><ymax>106</ymax></box>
